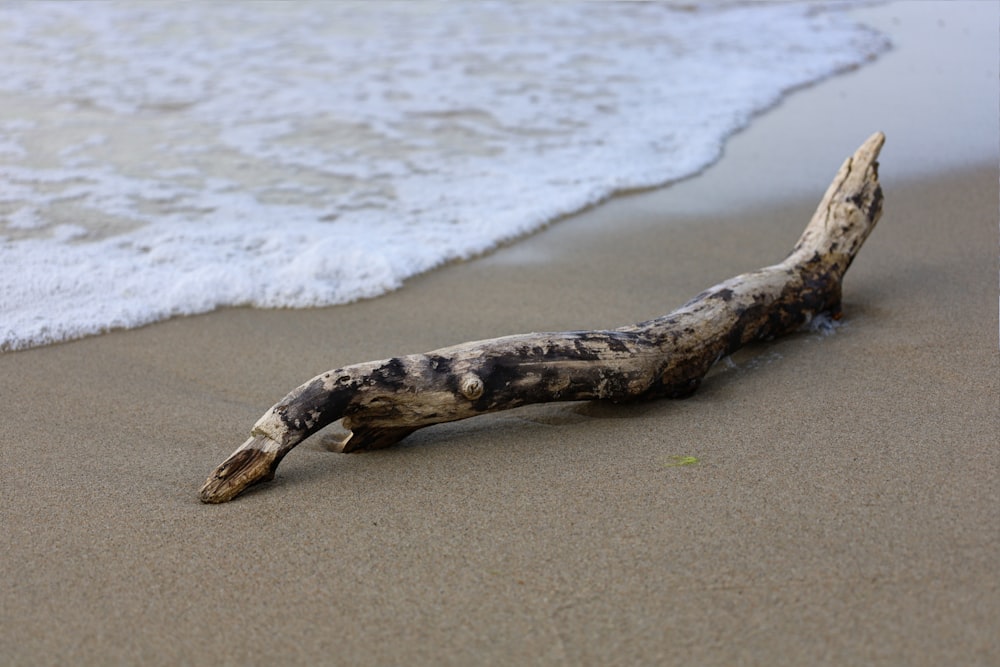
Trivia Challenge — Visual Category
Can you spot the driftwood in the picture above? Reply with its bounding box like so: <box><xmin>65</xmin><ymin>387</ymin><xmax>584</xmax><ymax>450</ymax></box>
<box><xmin>200</xmin><ymin>132</ymin><xmax>885</xmax><ymax>503</ymax></box>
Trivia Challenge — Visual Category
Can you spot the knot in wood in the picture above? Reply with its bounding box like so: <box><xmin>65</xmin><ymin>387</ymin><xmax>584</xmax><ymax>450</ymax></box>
<box><xmin>459</xmin><ymin>373</ymin><xmax>484</xmax><ymax>400</ymax></box>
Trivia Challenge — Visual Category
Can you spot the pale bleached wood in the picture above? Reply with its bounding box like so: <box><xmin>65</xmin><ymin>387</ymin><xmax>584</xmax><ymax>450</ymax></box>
<box><xmin>200</xmin><ymin>132</ymin><xmax>885</xmax><ymax>503</ymax></box>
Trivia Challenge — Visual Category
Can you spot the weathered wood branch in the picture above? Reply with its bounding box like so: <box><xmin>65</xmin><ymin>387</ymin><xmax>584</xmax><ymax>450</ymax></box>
<box><xmin>200</xmin><ymin>132</ymin><xmax>885</xmax><ymax>503</ymax></box>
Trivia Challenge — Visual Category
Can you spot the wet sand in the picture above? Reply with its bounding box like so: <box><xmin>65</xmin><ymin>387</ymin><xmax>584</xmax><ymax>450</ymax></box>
<box><xmin>2</xmin><ymin>2</ymin><xmax>997</xmax><ymax>665</ymax></box>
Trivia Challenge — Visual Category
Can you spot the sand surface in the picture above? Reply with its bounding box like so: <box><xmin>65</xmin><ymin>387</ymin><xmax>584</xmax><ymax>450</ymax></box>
<box><xmin>2</xmin><ymin>2</ymin><xmax>997</xmax><ymax>665</ymax></box>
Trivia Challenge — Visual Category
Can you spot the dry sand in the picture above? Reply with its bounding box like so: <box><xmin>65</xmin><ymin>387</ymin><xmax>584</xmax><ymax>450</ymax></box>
<box><xmin>2</xmin><ymin>2</ymin><xmax>997</xmax><ymax>665</ymax></box>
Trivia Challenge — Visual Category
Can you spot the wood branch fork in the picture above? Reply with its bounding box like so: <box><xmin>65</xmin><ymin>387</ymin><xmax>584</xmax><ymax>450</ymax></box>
<box><xmin>200</xmin><ymin>132</ymin><xmax>886</xmax><ymax>503</ymax></box>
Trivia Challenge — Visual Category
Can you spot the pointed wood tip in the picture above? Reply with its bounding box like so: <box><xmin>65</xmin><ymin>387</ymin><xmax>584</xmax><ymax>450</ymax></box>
<box><xmin>199</xmin><ymin>435</ymin><xmax>281</xmax><ymax>503</ymax></box>
<box><xmin>792</xmin><ymin>132</ymin><xmax>886</xmax><ymax>264</ymax></box>
<box><xmin>864</xmin><ymin>130</ymin><xmax>886</xmax><ymax>152</ymax></box>
<box><xmin>853</xmin><ymin>131</ymin><xmax>885</xmax><ymax>176</ymax></box>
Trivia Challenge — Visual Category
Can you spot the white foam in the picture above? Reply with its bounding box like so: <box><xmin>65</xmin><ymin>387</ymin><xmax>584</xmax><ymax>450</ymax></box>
<box><xmin>0</xmin><ymin>2</ymin><xmax>888</xmax><ymax>351</ymax></box>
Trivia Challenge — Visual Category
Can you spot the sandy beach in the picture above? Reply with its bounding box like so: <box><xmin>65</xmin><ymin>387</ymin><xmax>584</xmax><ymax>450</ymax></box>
<box><xmin>2</xmin><ymin>2</ymin><xmax>997</xmax><ymax>665</ymax></box>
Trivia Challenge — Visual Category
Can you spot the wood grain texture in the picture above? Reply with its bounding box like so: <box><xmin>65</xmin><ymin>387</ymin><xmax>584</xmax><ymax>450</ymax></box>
<box><xmin>200</xmin><ymin>132</ymin><xmax>885</xmax><ymax>503</ymax></box>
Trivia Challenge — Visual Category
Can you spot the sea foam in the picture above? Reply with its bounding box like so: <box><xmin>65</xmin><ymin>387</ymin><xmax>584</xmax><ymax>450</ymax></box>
<box><xmin>0</xmin><ymin>2</ymin><xmax>888</xmax><ymax>350</ymax></box>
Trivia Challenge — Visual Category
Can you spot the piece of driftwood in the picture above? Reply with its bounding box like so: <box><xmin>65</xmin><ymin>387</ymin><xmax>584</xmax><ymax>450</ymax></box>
<box><xmin>200</xmin><ymin>132</ymin><xmax>885</xmax><ymax>503</ymax></box>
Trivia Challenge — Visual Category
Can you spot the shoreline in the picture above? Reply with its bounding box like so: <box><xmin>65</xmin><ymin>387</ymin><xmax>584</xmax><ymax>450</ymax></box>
<box><xmin>0</xmin><ymin>1</ymin><xmax>892</xmax><ymax>355</ymax></box>
<box><xmin>3</xmin><ymin>2</ymin><xmax>995</xmax><ymax>354</ymax></box>
<box><xmin>3</xmin><ymin>2</ymin><xmax>998</xmax><ymax>665</ymax></box>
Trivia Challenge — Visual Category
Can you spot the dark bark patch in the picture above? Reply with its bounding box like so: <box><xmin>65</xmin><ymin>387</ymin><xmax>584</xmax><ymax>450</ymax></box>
<box><xmin>571</xmin><ymin>337</ymin><xmax>603</xmax><ymax>361</ymax></box>
<box><xmin>604</xmin><ymin>333</ymin><xmax>632</xmax><ymax>354</ymax></box>
<box><xmin>711</xmin><ymin>287</ymin><xmax>735</xmax><ymax>302</ymax></box>
<box><xmin>426</xmin><ymin>354</ymin><xmax>452</xmax><ymax>375</ymax></box>
<box><xmin>371</xmin><ymin>357</ymin><xmax>408</xmax><ymax>389</ymax></box>
<box><xmin>278</xmin><ymin>378</ymin><xmax>353</xmax><ymax>437</ymax></box>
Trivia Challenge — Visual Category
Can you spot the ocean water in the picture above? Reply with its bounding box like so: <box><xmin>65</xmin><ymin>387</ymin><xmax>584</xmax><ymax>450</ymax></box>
<box><xmin>0</xmin><ymin>1</ymin><xmax>888</xmax><ymax>351</ymax></box>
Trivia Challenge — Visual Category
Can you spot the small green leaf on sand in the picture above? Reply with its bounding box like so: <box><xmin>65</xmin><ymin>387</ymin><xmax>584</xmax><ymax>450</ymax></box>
<box><xmin>663</xmin><ymin>455</ymin><xmax>699</xmax><ymax>468</ymax></box>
